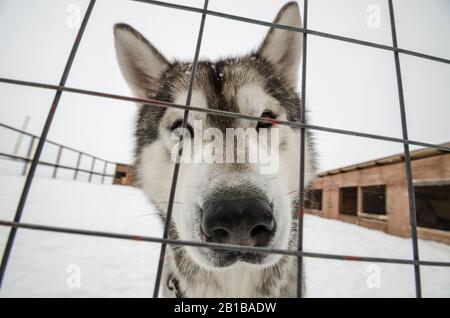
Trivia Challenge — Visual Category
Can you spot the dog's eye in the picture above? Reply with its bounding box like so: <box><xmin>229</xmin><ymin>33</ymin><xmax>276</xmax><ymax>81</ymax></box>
<box><xmin>257</xmin><ymin>111</ymin><xmax>277</xmax><ymax>130</ymax></box>
<box><xmin>169</xmin><ymin>119</ymin><xmax>194</xmax><ymax>137</ymax></box>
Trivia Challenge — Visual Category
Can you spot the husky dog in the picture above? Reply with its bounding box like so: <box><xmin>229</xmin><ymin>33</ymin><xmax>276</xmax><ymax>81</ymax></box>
<box><xmin>114</xmin><ymin>2</ymin><xmax>314</xmax><ymax>297</ymax></box>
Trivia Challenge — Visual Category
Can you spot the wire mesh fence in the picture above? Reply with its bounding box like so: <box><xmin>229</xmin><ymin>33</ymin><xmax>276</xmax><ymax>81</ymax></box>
<box><xmin>0</xmin><ymin>0</ymin><xmax>449</xmax><ymax>298</ymax></box>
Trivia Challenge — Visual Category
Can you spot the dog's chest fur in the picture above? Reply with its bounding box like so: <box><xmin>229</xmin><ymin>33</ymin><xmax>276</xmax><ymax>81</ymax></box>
<box><xmin>163</xmin><ymin>250</ymin><xmax>299</xmax><ymax>298</ymax></box>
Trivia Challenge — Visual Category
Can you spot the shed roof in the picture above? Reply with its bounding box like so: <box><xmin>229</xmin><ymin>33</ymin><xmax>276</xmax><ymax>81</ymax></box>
<box><xmin>318</xmin><ymin>142</ymin><xmax>450</xmax><ymax>177</ymax></box>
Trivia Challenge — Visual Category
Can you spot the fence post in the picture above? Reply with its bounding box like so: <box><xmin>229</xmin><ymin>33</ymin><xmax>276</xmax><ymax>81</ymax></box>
<box><xmin>22</xmin><ymin>136</ymin><xmax>35</xmax><ymax>176</ymax></box>
<box><xmin>101</xmin><ymin>161</ymin><xmax>108</xmax><ymax>184</ymax></box>
<box><xmin>13</xmin><ymin>116</ymin><xmax>30</xmax><ymax>157</ymax></box>
<box><xmin>52</xmin><ymin>146</ymin><xmax>63</xmax><ymax>179</ymax></box>
<box><xmin>74</xmin><ymin>152</ymin><xmax>83</xmax><ymax>180</ymax></box>
<box><xmin>88</xmin><ymin>157</ymin><xmax>96</xmax><ymax>183</ymax></box>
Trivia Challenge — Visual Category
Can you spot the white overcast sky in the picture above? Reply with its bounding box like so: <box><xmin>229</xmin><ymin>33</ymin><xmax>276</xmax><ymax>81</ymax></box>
<box><xmin>0</xmin><ymin>0</ymin><xmax>449</xmax><ymax>173</ymax></box>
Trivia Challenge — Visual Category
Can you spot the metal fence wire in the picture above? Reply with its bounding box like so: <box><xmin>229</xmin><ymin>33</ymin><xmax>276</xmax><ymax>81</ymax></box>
<box><xmin>0</xmin><ymin>0</ymin><xmax>450</xmax><ymax>298</ymax></box>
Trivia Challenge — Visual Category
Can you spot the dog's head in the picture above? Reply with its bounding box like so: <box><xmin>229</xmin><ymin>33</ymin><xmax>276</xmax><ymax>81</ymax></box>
<box><xmin>114</xmin><ymin>2</ymin><xmax>313</xmax><ymax>269</ymax></box>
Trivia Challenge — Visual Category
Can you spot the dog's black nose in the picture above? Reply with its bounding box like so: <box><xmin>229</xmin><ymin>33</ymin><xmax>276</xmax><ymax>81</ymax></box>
<box><xmin>201</xmin><ymin>198</ymin><xmax>275</xmax><ymax>247</ymax></box>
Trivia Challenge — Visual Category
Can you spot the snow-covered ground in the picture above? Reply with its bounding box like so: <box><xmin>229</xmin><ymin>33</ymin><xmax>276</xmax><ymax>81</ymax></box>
<box><xmin>0</xmin><ymin>175</ymin><xmax>449</xmax><ymax>298</ymax></box>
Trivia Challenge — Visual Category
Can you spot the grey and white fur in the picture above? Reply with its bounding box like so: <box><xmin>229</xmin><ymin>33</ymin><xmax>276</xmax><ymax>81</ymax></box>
<box><xmin>114</xmin><ymin>1</ymin><xmax>315</xmax><ymax>298</ymax></box>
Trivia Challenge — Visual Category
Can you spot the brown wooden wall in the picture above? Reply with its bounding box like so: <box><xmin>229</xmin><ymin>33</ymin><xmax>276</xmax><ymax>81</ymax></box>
<box><xmin>311</xmin><ymin>152</ymin><xmax>450</xmax><ymax>244</ymax></box>
<box><xmin>113</xmin><ymin>163</ymin><xmax>134</xmax><ymax>186</ymax></box>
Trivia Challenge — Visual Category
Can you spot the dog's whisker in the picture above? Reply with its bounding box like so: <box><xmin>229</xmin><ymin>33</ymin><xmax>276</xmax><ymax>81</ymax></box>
<box><xmin>286</xmin><ymin>189</ymin><xmax>300</xmax><ymax>196</ymax></box>
<box><xmin>154</xmin><ymin>201</ymin><xmax>184</xmax><ymax>205</ymax></box>
<box><xmin>267</xmin><ymin>167</ymin><xmax>290</xmax><ymax>181</ymax></box>
<box><xmin>165</xmin><ymin>246</ymin><xmax>185</xmax><ymax>260</ymax></box>
<box><xmin>173</xmin><ymin>250</ymin><xmax>189</xmax><ymax>274</ymax></box>
<box><xmin>123</xmin><ymin>213</ymin><xmax>160</xmax><ymax>226</ymax></box>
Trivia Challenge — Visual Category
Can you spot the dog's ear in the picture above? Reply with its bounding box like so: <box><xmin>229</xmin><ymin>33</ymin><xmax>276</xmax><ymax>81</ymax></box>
<box><xmin>114</xmin><ymin>23</ymin><xmax>170</xmax><ymax>99</ymax></box>
<box><xmin>258</xmin><ymin>2</ymin><xmax>302</xmax><ymax>87</ymax></box>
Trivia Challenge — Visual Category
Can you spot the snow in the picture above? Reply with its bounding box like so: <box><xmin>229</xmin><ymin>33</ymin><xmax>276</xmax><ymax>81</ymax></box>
<box><xmin>0</xmin><ymin>175</ymin><xmax>449</xmax><ymax>298</ymax></box>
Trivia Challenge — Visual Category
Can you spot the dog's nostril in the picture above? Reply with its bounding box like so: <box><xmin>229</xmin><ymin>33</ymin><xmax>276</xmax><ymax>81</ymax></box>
<box><xmin>250</xmin><ymin>224</ymin><xmax>272</xmax><ymax>238</ymax></box>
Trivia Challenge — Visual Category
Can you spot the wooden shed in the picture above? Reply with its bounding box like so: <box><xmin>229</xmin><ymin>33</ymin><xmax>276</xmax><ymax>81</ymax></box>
<box><xmin>308</xmin><ymin>143</ymin><xmax>450</xmax><ymax>244</ymax></box>
<box><xmin>113</xmin><ymin>163</ymin><xmax>134</xmax><ymax>186</ymax></box>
